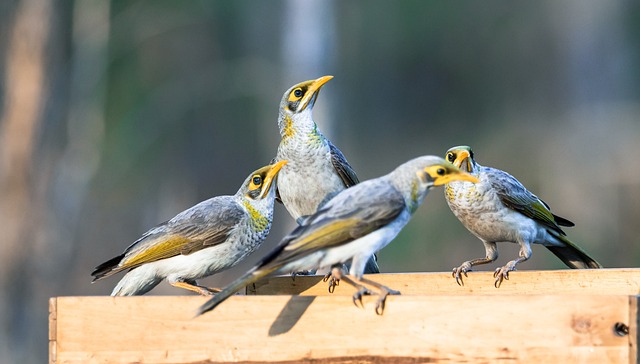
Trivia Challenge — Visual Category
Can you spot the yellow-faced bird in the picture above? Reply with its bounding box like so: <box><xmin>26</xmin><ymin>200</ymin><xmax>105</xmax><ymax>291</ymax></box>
<box><xmin>444</xmin><ymin>146</ymin><xmax>602</xmax><ymax>287</ymax></box>
<box><xmin>272</xmin><ymin>75</ymin><xmax>378</xmax><ymax>275</ymax></box>
<box><xmin>91</xmin><ymin>161</ymin><xmax>287</xmax><ymax>295</ymax></box>
<box><xmin>197</xmin><ymin>156</ymin><xmax>478</xmax><ymax>316</ymax></box>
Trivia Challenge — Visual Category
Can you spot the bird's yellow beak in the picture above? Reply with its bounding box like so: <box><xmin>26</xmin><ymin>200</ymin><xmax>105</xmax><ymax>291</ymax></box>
<box><xmin>424</xmin><ymin>164</ymin><xmax>479</xmax><ymax>186</ymax></box>
<box><xmin>299</xmin><ymin>75</ymin><xmax>333</xmax><ymax>111</ymax></box>
<box><xmin>437</xmin><ymin>170</ymin><xmax>479</xmax><ymax>186</ymax></box>
<box><xmin>259</xmin><ymin>160</ymin><xmax>288</xmax><ymax>199</ymax></box>
<box><xmin>453</xmin><ymin>150</ymin><xmax>472</xmax><ymax>172</ymax></box>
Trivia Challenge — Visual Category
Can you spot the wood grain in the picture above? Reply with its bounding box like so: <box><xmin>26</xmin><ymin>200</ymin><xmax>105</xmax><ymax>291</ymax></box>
<box><xmin>50</xmin><ymin>293</ymin><xmax>634</xmax><ymax>363</ymax></box>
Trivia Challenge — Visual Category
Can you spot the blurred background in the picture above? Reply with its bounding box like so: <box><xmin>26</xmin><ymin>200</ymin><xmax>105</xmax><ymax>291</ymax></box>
<box><xmin>1</xmin><ymin>0</ymin><xmax>640</xmax><ymax>362</ymax></box>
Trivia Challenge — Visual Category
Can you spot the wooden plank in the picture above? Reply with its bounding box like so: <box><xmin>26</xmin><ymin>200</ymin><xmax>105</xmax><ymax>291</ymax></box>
<box><xmin>49</xmin><ymin>298</ymin><xmax>57</xmax><ymax>364</ymax></box>
<box><xmin>248</xmin><ymin>268</ymin><xmax>640</xmax><ymax>296</ymax></box>
<box><xmin>51</xmin><ymin>295</ymin><xmax>632</xmax><ymax>363</ymax></box>
<box><xmin>630</xmin><ymin>296</ymin><xmax>639</xmax><ymax>364</ymax></box>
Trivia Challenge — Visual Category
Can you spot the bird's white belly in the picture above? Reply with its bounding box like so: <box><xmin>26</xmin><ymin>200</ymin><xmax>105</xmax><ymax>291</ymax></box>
<box><xmin>148</xmin><ymin>239</ymin><xmax>252</xmax><ymax>281</ymax></box>
<box><xmin>446</xmin><ymin>182</ymin><xmax>541</xmax><ymax>243</ymax></box>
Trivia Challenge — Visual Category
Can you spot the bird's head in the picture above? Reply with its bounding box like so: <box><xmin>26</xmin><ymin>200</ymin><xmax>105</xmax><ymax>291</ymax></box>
<box><xmin>277</xmin><ymin>76</ymin><xmax>333</xmax><ymax>137</ymax></box>
<box><xmin>281</xmin><ymin>75</ymin><xmax>333</xmax><ymax>114</ymax></box>
<box><xmin>239</xmin><ymin>160</ymin><xmax>288</xmax><ymax>201</ymax></box>
<box><xmin>391</xmin><ymin>156</ymin><xmax>479</xmax><ymax>212</ymax></box>
<box><xmin>445</xmin><ymin>146</ymin><xmax>479</xmax><ymax>174</ymax></box>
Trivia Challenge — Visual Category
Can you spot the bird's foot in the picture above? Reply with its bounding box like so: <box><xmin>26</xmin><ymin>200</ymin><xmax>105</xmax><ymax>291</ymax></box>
<box><xmin>170</xmin><ymin>280</ymin><xmax>219</xmax><ymax>296</ymax></box>
<box><xmin>352</xmin><ymin>287</ymin><xmax>371</xmax><ymax>309</ymax></box>
<box><xmin>201</xmin><ymin>286</ymin><xmax>222</xmax><ymax>295</ymax></box>
<box><xmin>452</xmin><ymin>262</ymin><xmax>473</xmax><ymax>286</ymax></box>
<box><xmin>322</xmin><ymin>272</ymin><xmax>340</xmax><ymax>293</ymax></box>
<box><xmin>493</xmin><ymin>264</ymin><xmax>516</xmax><ymax>288</ymax></box>
<box><xmin>374</xmin><ymin>287</ymin><xmax>401</xmax><ymax>315</ymax></box>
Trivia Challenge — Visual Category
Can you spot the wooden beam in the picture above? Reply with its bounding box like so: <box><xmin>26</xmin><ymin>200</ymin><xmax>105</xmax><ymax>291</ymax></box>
<box><xmin>50</xmin><ymin>294</ymin><xmax>634</xmax><ymax>363</ymax></box>
<box><xmin>630</xmin><ymin>296</ymin><xmax>639</xmax><ymax>364</ymax></box>
<box><xmin>247</xmin><ymin>268</ymin><xmax>640</xmax><ymax>296</ymax></box>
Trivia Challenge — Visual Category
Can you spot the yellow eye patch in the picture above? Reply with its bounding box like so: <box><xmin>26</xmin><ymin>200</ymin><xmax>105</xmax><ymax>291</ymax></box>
<box><xmin>287</xmin><ymin>87</ymin><xmax>304</xmax><ymax>102</ymax></box>
<box><xmin>248</xmin><ymin>174</ymin><xmax>263</xmax><ymax>191</ymax></box>
<box><xmin>446</xmin><ymin>152</ymin><xmax>456</xmax><ymax>163</ymax></box>
<box><xmin>424</xmin><ymin>165</ymin><xmax>447</xmax><ymax>179</ymax></box>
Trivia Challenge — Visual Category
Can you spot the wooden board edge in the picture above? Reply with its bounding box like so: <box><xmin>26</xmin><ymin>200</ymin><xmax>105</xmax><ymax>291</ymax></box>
<box><xmin>49</xmin><ymin>297</ymin><xmax>57</xmax><ymax>364</ymax></box>
<box><xmin>630</xmin><ymin>295</ymin><xmax>639</xmax><ymax>364</ymax></box>
<box><xmin>247</xmin><ymin>268</ymin><xmax>640</xmax><ymax>296</ymax></box>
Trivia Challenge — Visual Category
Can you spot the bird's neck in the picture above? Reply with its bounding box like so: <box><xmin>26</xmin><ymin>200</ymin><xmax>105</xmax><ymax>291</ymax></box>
<box><xmin>387</xmin><ymin>173</ymin><xmax>428</xmax><ymax>214</ymax></box>
<box><xmin>278</xmin><ymin>110</ymin><xmax>321</xmax><ymax>141</ymax></box>
<box><xmin>241</xmin><ymin>199</ymin><xmax>271</xmax><ymax>232</ymax></box>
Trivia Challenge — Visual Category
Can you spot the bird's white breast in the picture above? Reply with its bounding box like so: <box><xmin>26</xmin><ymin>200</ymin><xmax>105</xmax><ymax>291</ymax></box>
<box><xmin>445</xmin><ymin>179</ymin><xmax>540</xmax><ymax>243</ymax></box>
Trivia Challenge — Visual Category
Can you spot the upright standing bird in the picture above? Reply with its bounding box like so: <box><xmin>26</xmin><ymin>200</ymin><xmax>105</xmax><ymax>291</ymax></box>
<box><xmin>91</xmin><ymin>161</ymin><xmax>287</xmax><ymax>296</ymax></box>
<box><xmin>273</xmin><ymin>75</ymin><xmax>378</xmax><ymax>275</ymax></box>
<box><xmin>197</xmin><ymin>156</ymin><xmax>478</xmax><ymax>316</ymax></box>
<box><xmin>443</xmin><ymin>146</ymin><xmax>602</xmax><ymax>287</ymax></box>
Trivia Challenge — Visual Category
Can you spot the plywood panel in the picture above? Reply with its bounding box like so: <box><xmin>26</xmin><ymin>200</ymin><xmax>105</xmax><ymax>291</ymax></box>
<box><xmin>50</xmin><ymin>294</ymin><xmax>634</xmax><ymax>364</ymax></box>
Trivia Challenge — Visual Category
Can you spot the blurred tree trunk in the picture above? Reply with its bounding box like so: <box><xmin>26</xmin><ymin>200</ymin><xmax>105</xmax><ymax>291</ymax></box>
<box><xmin>0</xmin><ymin>0</ymin><xmax>107</xmax><ymax>362</ymax></box>
<box><xmin>281</xmin><ymin>0</ymin><xmax>336</xmax><ymax>135</ymax></box>
<box><xmin>0</xmin><ymin>0</ymin><xmax>53</xmax><ymax>362</ymax></box>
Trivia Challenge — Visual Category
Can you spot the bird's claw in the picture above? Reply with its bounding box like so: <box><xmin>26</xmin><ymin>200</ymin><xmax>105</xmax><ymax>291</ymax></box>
<box><xmin>327</xmin><ymin>277</ymin><xmax>340</xmax><ymax>294</ymax></box>
<box><xmin>493</xmin><ymin>266</ymin><xmax>513</xmax><ymax>288</ymax></box>
<box><xmin>374</xmin><ymin>288</ymin><xmax>400</xmax><ymax>315</ymax></box>
<box><xmin>375</xmin><ymin>298</ymin><xmax>386</xmax><ymax>315</ymax></box>
<box><xmin>323</xmin><ymin>272</ymin><xmax>341</xmax><ymax>293</ymax></box>
<box><xmin>452</xmin><ymin>262</ymin><xmax>472</xmax><ymax>286</ymax></box>
<box><xmin>352</xmin><ymin>288</ymin><xmax>371</xmax><ymax>308</ymax></box>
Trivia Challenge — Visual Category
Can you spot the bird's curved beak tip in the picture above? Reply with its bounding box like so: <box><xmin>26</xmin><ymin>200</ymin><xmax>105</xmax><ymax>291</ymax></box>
<box><xmin>315</xmin><ymin>75</ymin><xmax>334</xmax><ymax>85</ymax></box>
<box><xmin>299</xmin><ymin>76</ymin><xmax>333</xmax><ymax>111</ymax></box>
<box><xmin>461</xmin><ymin>174</ymin><xmax>479</xmax><ymax>183</ymax></box>
<box><xmin>259</xmin><ymin>160</ymin><xmax>287</xmax><ymax>198</ymax></box>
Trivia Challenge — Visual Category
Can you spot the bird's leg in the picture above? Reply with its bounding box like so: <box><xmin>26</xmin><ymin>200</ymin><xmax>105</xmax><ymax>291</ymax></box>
<box><xmin>169</xmin><ymin>279</ymin><xmax>220</xmax><ymax>296</ymax></box>
<box><xmin>494</xmin><ymin>242</ymin><xmax>532</xmax><ymax>288</ymax></box>
<box><xmin>452</xmin><ymin>241</ymin><xmax>498</xmax><ymax>286</ymax></box>
<box><xmin>330</xmin><ymin>267</ymin><xmax>370</xmax><ymax>308</ymax></box>
<box><xmin>357</xmin><ymin>276</ymin><xmax>401</xmax><ymax>315</ymax></box>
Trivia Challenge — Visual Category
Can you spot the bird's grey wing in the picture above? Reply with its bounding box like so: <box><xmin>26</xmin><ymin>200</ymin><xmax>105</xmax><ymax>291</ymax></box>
<box><xmin>329</xmin><ymin>142</ymin><xmax>359</xmax><ymax>188</ymax></box>
<box><xmin>258</xmin><ymin>180</ymin><xmax>404</xmax><ymax>268</ymax></box>
<box><xmin>116</xmin><ymin>197</ymin><xmax>245</xmax><ymax>269</ymax></box>
<box><xmin>486</xmin><ymin>168</ymin><xmax>566</xmax><ymax>234</ymax></box>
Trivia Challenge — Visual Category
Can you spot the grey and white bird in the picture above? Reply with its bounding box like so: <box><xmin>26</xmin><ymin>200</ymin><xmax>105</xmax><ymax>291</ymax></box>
<box><xmin>91</xmin><ymin>161</ymin><xmax>287</xmax><ymax>296</ymax></box>
<box><xmin>444</xmin><ymin>146</ymin><xmax>602</xmax><ymax>287</ymax></box>
<box><xmin>197</xmin><ymin>156</ymin><xmax>478</xmax><ymax>316</ymax></box>
<box><xmin>273</xmin><ymin>75</ymin><xmax>378</xmax><ymax>275</ymax></box>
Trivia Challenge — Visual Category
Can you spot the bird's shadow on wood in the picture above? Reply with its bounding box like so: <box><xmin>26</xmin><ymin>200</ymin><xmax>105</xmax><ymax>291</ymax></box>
<box><xmin>268</xmin><ymin>295</ymin><xmax>316</xmax><ymax>336</ymax></box>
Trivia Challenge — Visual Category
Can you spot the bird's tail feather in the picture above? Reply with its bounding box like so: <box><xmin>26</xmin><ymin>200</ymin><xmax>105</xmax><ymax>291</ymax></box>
<box><xmin>546</xmin><ymin>233</ymin><xmax>602</xmax><ymax>269</ymax></box>
<box><xmin>195</xmin><ymin>266</ymin><xmax>277</xmax><ymax>316</ymax></box>
<box><xmin>91</xmin><ymin>254</ymin><xmax>125</xmax><ymax>282</ymax></box>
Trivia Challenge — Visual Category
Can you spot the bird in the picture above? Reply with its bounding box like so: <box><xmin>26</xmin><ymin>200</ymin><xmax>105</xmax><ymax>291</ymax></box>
<box><xmin>272</xmin><ymin>75</ymin><xmax>379</xmax><ymax>276</ymax></box>
<box><xmin>443</xmin><ymin>145</ymin><xmax>602</xmax><ymax>288</ymax></box>
<box><xmin>91</xmin><ymin>161</ymin><xmax>287</xmax><ymax>296</ymax></box>
<box><xmin>196</xmin><ymin>155</ymin><xmax>479</xmax><ymax>316</ymax></box>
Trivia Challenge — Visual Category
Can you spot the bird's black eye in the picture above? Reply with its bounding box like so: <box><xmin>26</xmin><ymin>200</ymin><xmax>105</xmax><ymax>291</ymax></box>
<box><xmin>447</xmin><ymin>153</ymin><xmax>455</xmax><ymax>162</ymax></box>
<box><xmin>252</xmin><ymin>176</ymin><xmax>262</xmax><ymax>185</ymax></box>
<box><xmin>437</xmin><ymin>168</ymin><xmax>445</xmax><ymax>176</ymax></box>
<box><xmin>293</xmin><ymin>88</ymin><xmax>303</xmax><ymax>98</ymax></box>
